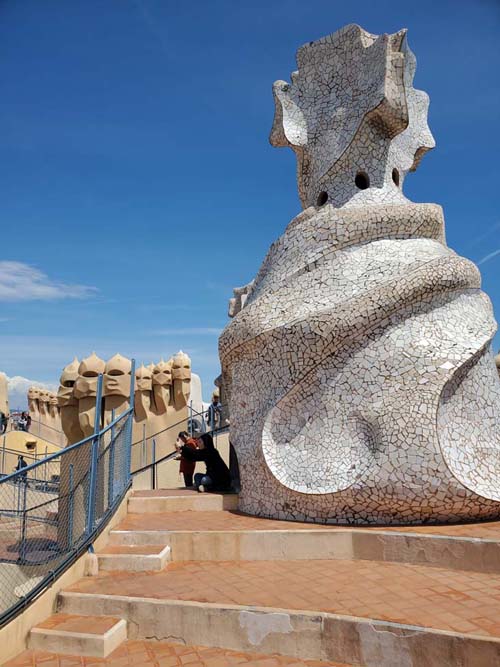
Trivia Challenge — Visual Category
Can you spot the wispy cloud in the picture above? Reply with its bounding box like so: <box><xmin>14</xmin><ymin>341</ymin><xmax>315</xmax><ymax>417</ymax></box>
<box><xmin>468</xmin><ymin>221</ymin><xmax>500</xmax><ymax>249</ymax></box>
<box><xmin>205</xmin><ymin>280</ymin><xmax>234</xmax><ymax>294</ymax></box>
<box><xmin>151</xmin><ymin>327</ymin><xmax>222</xmax><ymax>336</ymax></box>
<box><xmin>138</xmin><ymin>303</ymin><xmax>205</xmax><ymax>313</ymax></box>
<box><xmin>129</xmin><ymin>0</ymin><xmax>170</xmax><ymax>53</ymax></box>
<box><xmin>0</xmin><ymin>334</ymin><xmax>221</xmax><ymax>402</ymax></box>
<box><xmin>0</xmin><ymin>262</ymin><xmax>97</xmax><ymax>301</ymax></box>
<box><xmin>477</xmin><ymin>248</ymin><xmax>500</xmax><ymax>266</ymax></box>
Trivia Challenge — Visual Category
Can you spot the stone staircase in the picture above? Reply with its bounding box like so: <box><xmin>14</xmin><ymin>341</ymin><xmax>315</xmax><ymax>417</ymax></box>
<box><xmin>96</xmin><ymin>543</ymin><xmax>171</xmax><ymax>572</ymax></box>
<box><xmin>28</xmin><ymin>613</ymin><xmax>126</xmax><ymax>658</ymax></box>
<box><xmin>6</xmin><ymin>488</ymin><xmax>500</xmax><ymax>666</ymax></box>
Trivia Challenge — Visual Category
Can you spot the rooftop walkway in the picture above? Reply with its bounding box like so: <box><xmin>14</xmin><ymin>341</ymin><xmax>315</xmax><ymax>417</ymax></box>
<box><xmin>7</xmin><ymin>640</ymin><xmax>343</xmax><ymax>666</ymax></box>
<box><xmin>6</xmin><ymin>489</ymin><xmax>500</xmax><ymax>666</ymax></box>
<box><xmin>64</xmin><ymin>558</ymin><xmax>500</xmax><ymax>638</ymax></box>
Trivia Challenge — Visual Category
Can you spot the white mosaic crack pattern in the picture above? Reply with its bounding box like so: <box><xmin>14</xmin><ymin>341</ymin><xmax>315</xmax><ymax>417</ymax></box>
<box><xmin>269</xmin><ymin>24</ymin><xmax>434</xmax><ymax>209</ymax></box>
<box><xmin>219</xmin><ymin>25</ymin><xmax>500</xmax><ymax>524</ymax></box>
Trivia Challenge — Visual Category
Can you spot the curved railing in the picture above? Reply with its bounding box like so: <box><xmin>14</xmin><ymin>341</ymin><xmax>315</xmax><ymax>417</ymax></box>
<box><xmin>131</xmin><ymin>404</ymin><xmax>227</xmax><ymax>475</ymax></box>
<box><xmin>0</xmin><ymin>363</ymin><xmax>135</xmax><ymax>628</ymax></box>
<box><xmin>130</xmin><ymin>403</ymin><xmax>218</xmax><ymax>450</ymax></box>
<box><xmin>22</xmin><ymin>419</ymin><xmax>66</xmax><ymax>448</ymax></box>
<box><xmin>0</xmin><ymin>445</ymin><xmax>61</xmax><ymax>482</ymax></box>
<box><xmin>4</xmin><ymin>419</ymin><xmax>66</xmax><ymax>448</ymax></box>
<box><xmin>130</xmin><ymin>404</ymin><xmax>229</xmax><ymax>488</ymax></box>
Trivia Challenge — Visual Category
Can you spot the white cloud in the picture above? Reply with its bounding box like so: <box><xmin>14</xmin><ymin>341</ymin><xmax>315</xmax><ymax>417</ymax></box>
<box><xmin>151</xmin><ymin>327</ymin><xmax>222</xmax><ymax>336</ymax></box>
<box><xmin>0</xmin><ymin>261</ymin><xmax>97</xmax><ymax>301</ymax></box>
<box><xmin>0</xmin><ymin>334</ymin><xmax>222</xmax><ymax>404</ymax></box>
<box><xmin>477</xmin><ymin>248</ymin><xmax>500</xmax><ymax>266</ymax></box>
<box><xmin>4</xmin><ymin>375</ymin><xmax>58</xmax><ymax>411</ymax></box>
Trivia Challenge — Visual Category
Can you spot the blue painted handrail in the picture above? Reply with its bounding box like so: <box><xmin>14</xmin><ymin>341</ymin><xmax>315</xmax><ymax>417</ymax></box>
<box><xmin>0</xmin><ymin>361</ymin><xmax>136</xmax><ymax>628</ymax></box>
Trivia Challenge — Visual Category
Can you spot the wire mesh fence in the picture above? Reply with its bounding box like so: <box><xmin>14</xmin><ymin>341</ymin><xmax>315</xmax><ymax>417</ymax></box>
<box><xmin>0</xmin><ymin>365</ymin><xmax>231</xmax><ymax>624</ymax></box>
<box><xmin>0</xmin><ymin>442</ymin><xmax>61</xmax><ymax>483</ymax></box>
<box><xmin>0</xmin><ymin>371</ymin><xmax>134</xmax><ymax>627</ymax></box>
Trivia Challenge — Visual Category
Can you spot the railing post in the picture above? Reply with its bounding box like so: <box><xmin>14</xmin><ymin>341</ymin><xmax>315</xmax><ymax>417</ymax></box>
<box><xmin>151</xmin><ymin>438</ymin><xmax>156</xmax><ymax>490</ymax></box>
<box><xmin>189</xmin><ymin>401</ymin><xmax>193</xmax><ymax>436</ymax></box>
<box><xmin>1</xmin><ymin>435</ymin><xmax>5</xmax><ymax>476</ymax></box>
<box><xmin>86</xmin><ymin>373</ymin><xmax>103</xmax><ymax>536</ymax></box>
<box><xmin>108</xmin><ymin>409</ymin><xmax>116</xmax><ymax>505</ymax></box>
<box><xmin>125</xmin><ymin>360</ymin><xmax>136</xmax><ymax>482</ymax></box>
<box><xmin>142</xmin><ymin>424</ymin><xmax>146</xmax><ymax>468</ymax></box>
<box><xmin>19</xmin><ymin>478</ymin><xmax>28</xmax><ymax>563</ymax></box>
<box><xmin>16</xmin><ymin>475</ymin><xmax>21</xmax><ymax>513</ymax></box>
<box><xmin>68</xmin><ymin>463</ymin><xmax>74</xmax><ymax>549</ymax></box>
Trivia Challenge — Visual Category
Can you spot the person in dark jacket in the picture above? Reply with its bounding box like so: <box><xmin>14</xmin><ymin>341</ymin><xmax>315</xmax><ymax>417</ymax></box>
<box><xmin>15</xmin><ymin>455</ymin><xmax>28</xmax><ymax>483</ymax></box>
<box><xmin>0</xmin><ymin>411</ymin><xmax>7</xmax><ymax>434</ymax></box>
<box><xmin>178</xmin><ymin>432</ymin><xmax>231</xmax><ymax>493</ymax></box>
<box><xmin>18</xmin><ymin>413</ymin><xmax>28</xmax><ymax>432</ymax></box>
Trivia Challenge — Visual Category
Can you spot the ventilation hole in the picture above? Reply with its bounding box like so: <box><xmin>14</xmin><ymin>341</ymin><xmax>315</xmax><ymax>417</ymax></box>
<box><xmin>316</xmin><ymin>191</ymin><xmax>328</xmax><ymax>206</ymax></box>
<box><xmin>355</xmin><ymin>171</ymin><xmax>370</xmax><ymax>190</ymax></box>
<box><xmin>392</xmin><ymin>168</ymin><xmax>400</xmax><ymax>187</ymax></box>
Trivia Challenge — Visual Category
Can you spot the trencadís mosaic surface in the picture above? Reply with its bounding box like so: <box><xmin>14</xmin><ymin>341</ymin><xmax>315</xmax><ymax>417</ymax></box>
<box><xmin>219</xmin><ymin>25</ymin><xmax>500</xmax><ymax>524</ymax></box>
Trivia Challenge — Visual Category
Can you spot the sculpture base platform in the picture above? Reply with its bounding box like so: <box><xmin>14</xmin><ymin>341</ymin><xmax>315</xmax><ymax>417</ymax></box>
<box><xmin>8</xmin><ymin>489</ymin><xmax>500</xmax><ymax>667</ymax></box>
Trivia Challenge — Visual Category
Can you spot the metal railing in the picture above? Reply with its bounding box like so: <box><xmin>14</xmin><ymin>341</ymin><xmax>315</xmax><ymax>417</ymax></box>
<box><xmin>0</xmin><ymin>442</ymin><xmax>61</xmax><ymax>485</ymax></box>
<box><xmin>130</xmin><ymin>403</ymin><xmax>204</xmax><ymax>472</ymax></box>
<box><xmin>0</xmin><ymin>362</ymin><xmax>135</xmax><ymax>627</ymax></box>
<box><xmin>130</xmin><ymin>404</ymin><xmax>229</xmax><ymax>489</ymax></box>
<box><xmin>22</xmin><ymin>419</ymin><xmax>66</xmax><ymax>448</ymax></box>
<box><xmin>4</xmin><ymin>418</ymin><xmax>66</xmax><ymax>448</ymax></box>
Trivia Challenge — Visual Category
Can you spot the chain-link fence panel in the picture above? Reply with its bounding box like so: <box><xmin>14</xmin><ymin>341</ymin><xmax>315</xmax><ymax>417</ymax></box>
<box><xmin>0</xmin><ymin>407</ymin><xmax>133</xmax><ymax>626</ymax></box>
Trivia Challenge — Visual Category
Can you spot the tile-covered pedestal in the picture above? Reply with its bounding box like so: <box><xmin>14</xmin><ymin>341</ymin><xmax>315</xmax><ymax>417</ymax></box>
<box><xmin>219</xmin><ymin>24</ymin><xmax>500</xmax><ymax>524</ymax></box>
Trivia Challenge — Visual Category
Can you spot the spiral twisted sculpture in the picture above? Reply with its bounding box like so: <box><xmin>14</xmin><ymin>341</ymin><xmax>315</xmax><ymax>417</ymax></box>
<box><xmin>219</xmin><ymin>25</ymin><xmax>500</xmax><ymax>524</ymax></box>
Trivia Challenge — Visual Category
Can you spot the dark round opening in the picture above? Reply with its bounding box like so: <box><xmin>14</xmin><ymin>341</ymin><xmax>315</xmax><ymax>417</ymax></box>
<box><xmin>316</xmin><ymin>191</ymin><xmax>328</xmax><ymax>207</ymax></box>
<box><xmin>392</xmin><ymin>168</ymin><xmax>400</xmax><ymax>187</ymax></box>
<box><xmin>355</xmin><ymin>171</ymin><xmax>370</xmax><ymax>190</ymax></box>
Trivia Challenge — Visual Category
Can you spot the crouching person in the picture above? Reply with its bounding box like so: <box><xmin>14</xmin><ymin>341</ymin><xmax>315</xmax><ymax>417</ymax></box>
<box><xmin>178</xmin><ymin>432</ymin><xmax>231</xmax><ymax>493</ymax></box>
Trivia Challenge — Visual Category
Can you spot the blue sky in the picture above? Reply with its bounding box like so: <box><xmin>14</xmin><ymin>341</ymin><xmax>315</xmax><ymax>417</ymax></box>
<box><xmin>0</xmin><ymin>0</ymin><xmax>499</xmax><ymax>401</ymax></box>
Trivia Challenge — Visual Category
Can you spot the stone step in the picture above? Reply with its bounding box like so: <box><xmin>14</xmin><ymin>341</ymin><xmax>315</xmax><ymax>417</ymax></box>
<box><xmin>110</xmin><ymin>510</ymin><xmax>500</xmax><ymax>572</ymax></box>
<box><xmin>128</xmin><ymin>488</ymin><xmax>239</xmax><ymax>513</ymax></box>
<box><xmin>29</xmin><ymin>613</ymin><xmax>127</xmax><ymax>658</ymax></box>
<box><xmin>109</xmin><ymin>527</ymin><xmax>173</xmax><ymax>546</ymax></box>
<box><xmin>5</xmin><ymin>638</ymin><xmax>350</xmax><ymax>666</ymax></box>
<box><xmin>97</xmin><ymin>544</ymin><xmax>171</xmax><ymax>572</ymax></box>
<box><xmin>59</xmin><ymin>558</ymin><xmax>500</xmax><ymax>666</ymax></box>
